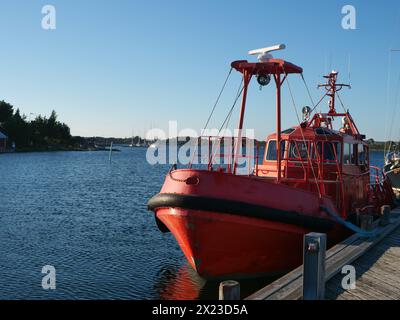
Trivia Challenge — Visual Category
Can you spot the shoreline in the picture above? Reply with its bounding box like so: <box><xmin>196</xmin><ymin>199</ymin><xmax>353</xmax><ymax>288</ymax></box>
<box><xmin>0</xmin><ymin>147</ymin><xmax>121</xmax><ymax>154</ymax></box>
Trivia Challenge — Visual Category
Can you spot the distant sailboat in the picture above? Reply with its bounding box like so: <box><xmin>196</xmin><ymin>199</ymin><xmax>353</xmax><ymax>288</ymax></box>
<box><xmin>149</xmin><ymin>136</ymin><xmax>159</xmax><ymax>149</ymax></box>
<box><xmin>129</xmin><ymin>128</ymin><xmax>135</xmax><ymax>147</ymax></box>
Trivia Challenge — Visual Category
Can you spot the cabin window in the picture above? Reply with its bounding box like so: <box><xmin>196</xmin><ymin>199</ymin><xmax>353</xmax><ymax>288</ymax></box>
<box><xmin>344</xmin><ymin>143</ymin><xmax>356</xmax><ymax>165</ymax></box>
<box><xmin>364</xmin><ymin>145</ymin><xmax>369</xmax><ymax>166</ymax></box>
<box><xmin>288</xmin><ymin>141</ymin><xmax>311</xmax><ymax>160</ymax></box>
<box><xmin>266</xmin><ymin>140</ymin><xmax>286</xmax><ymax>161</ymax></box>
<box><xmin>343</xmin><ymin>143</ymin><xmax>351</xmax><ymax>164</ymax></box>
<box><xmin>315</xmin><ymin>141</ymin><xmax>341</xmax><ymax>163</ymax></box>
<box><xmin>315</xmin><ymin>128</ymin><xmax>333</xmax><ymax>135</ymax></box>
<box><xmin>358</xmin><ymin>144</ymin><xmax>365</xmax><ymax>165</ymax></box>
<box><xmin>352</xmin><ymin>144</ymin><xmax>357</xmax><ymax>164</ymax></box>
<box><xmin>281</xmin><ymin>128</ymin><xmax>295</xmax><ymax>134</ymax></box>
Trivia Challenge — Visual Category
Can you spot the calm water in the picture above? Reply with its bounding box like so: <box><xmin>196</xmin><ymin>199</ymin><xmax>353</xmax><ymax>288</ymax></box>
<box><xmin>0</xmin><ymin>149</ymin><xmax>384</xmax><ymax>300</ymax></box>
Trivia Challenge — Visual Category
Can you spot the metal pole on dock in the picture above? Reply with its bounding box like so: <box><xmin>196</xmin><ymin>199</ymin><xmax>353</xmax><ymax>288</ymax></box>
<box><xmin>219</xmin><ymin>280</ymin><xmax>240</xmax><ymax>300</ymax></box>
<box><xmin>380</xmin><ymin>205</ymin><xmax>391</xmax><ymax>226</ymax></box>
<box><xmin>303</xmin><ymin>232</ymin><xmax>326</xmax><ymax>300</ymax></box>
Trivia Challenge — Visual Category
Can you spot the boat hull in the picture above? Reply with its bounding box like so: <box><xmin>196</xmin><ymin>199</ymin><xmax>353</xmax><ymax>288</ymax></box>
<box><xmin>156</xmin><ymin>207</ymin><xmax>345</xmax><ymax>278</ymax></box>
<box><xmin>148</xmin><ymin>169</ymin><xmax>348</xmax><ymax>278</ymax></box>
<box><xmin>384</xmin><ymin>164</ymin><xmax>400</xmax><ymax>193</ymax></box>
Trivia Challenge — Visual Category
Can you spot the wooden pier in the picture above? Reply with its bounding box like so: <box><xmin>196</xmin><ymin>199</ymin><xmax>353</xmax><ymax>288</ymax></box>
<box><xmin>219</xmin><ymin>206</ymin><xmax>400</xmax><ymax>300</ymax></box>
<box><xmin>326</xmin><ymin>223</ymin><xmax>400</xmax><ymax>300</ymax></box>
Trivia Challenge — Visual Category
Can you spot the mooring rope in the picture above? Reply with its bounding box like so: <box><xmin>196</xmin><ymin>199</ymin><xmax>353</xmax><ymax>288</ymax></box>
<box><xmin>300</xmin><ymin>74</ymin><xmax>328</xmax><ymax>114</ymax></box>
<box><xmin>202</xmin><ymin>67</ymin><xmax>233</xmax><ymax>134</ymax></box>
<box><xmin>209</xmin><ymin>80</ymin><xmax>244</xmax><ymax>166</ymax></box>
<box><xmin>189</xmin><ymin>67</ymin><xmax>233</xmax><ymax>167</ymax></box>
<box><xmin>320</xmin><ymin>205</ymin><xmax>377</xmax><ymax>238</ymax></box>
<box><xmin>336</xmin><ymin>91</ymin><xmax>349</xmax><ymax>114</ymax></box>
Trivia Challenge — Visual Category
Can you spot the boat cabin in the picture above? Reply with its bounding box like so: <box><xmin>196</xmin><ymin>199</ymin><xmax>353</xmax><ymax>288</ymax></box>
<box><xmin>257</xmin><ymin>117</ymin><xmax>370</xmax><ymax>214</ymax></box>
<box><xmin>188</xmin><ymin>46</ymin><xmax>392</xmax><ymax>216</ymax></box>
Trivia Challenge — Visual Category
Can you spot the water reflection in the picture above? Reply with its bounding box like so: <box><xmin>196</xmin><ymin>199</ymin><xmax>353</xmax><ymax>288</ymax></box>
<box><xmin>154</xmin><ymin>263</ymin><xmax>280</xmax><ymax>300</ymax></box>
<box><xmin>154</xmin><ymin>264</ymin><xmax>205</xmax><ymax>300</ymax></box>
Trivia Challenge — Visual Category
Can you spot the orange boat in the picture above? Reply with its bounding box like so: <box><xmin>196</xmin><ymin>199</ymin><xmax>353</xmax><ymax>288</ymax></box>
<box><xmin>148</xmin><ymin>44</ymin><xmax>394</xmax><ymax>278</ymax></box>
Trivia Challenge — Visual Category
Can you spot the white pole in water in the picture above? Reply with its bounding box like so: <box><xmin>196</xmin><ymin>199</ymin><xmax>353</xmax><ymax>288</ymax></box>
<box><xmin>109</xmin><ymin>141</ymin><xmax>113</xmax><ymax>163</ymax></box>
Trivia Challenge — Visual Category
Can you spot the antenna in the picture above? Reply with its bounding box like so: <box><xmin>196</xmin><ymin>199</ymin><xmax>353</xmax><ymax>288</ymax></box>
<box><xmin>248</xmin><ymin>44</ymin><xmax>286</xmax><ymax>62</ymax></box>
<box><xmin>347</xmin><ymin>53</ymin><xmax>351</xmax><ymax>85</ymax></box>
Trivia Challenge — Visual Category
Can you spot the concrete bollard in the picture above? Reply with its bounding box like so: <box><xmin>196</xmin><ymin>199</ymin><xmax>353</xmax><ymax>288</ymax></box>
<box><xmin>219</xmin><ymin>280</ymin><xmax>240</xmax><ymax>300</ymax></box>
<box><xmin>303</xmin><ymin>232</ymin><xmax>326</xmax><ymax>300</ymax></box>
<box><xmin>359</xmin><ymin>214</ymin><xmax>373</xmax><ymax>231</ymax></box>
<box><xmin>379</xmin><ymin>205</ymin><xmax>391</xmax><ymax>226</ymax></box>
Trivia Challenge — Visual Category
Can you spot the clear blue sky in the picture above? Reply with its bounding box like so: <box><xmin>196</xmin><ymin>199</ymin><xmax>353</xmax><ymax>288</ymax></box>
<box><xmin>0</xmin><ymin>0</ymin><xmax>400</xmax><ymax>140</ymax></box>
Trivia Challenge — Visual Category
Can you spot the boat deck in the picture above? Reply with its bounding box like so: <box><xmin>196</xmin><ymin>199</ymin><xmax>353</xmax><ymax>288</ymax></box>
<box><xmin>243</xmin><ymin>206</ymin><xmax>400</xmax><ymax>300</ymax></box>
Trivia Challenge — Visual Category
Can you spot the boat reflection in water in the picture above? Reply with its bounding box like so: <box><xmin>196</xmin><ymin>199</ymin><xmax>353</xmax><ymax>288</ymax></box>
<box><xmin>154</xmin><ymin>264</ymin><xmax>278</xmax><ymax>300</ymax></box>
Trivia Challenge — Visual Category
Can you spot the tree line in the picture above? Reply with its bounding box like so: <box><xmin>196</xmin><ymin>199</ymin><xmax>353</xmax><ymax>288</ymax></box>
<box><xmin>0</xmin><ymin>100</ymin><xmax>73</xmax><ymax>151</ymax></box>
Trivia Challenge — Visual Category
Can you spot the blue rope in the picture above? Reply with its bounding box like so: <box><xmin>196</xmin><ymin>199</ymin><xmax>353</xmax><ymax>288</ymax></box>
<box><xmin>320</xmin><ymin>206</ymin><xmax>377</xmax><ymax>238</ymax></box>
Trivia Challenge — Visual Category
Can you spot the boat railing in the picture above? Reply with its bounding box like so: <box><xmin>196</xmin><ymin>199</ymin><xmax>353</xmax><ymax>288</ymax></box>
<box><xmin>370</xmin><ymin>165</ymin><xmax>382</xmax><ymax>185</ymax></box>
<box><xmin>252</xmin><ymin>139</ymin><xmax>345</xmax><ymax>212</ymax></box>
<box><xmin>367</xmin><ymin>165</ymin><xmax>384</xmax><ymax>198</ymax></box>
<box><xmin>254</xmin><ymin>140</ymin><xmax>343</xmax><ymax>183</ymax></box>
<box><xmin>188</xmin><ymin>136</ymin><xmax>262</xmax><ymax>176</ymax></box>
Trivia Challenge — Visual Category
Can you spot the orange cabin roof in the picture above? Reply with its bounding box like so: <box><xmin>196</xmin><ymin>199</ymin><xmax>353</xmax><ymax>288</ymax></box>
<box><xmin>231</xmin><ymin>59</ymin><xmax>303</xmax><ymax>75</ymax></box>
<box><xmin>266</xmin><ymin>125</ymin><xmax>366</xmax><ymax>144</ymax></box>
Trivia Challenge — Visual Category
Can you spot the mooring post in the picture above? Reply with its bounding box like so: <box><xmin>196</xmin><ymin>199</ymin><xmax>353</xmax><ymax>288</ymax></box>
<box><xmin>360</xmin><ymin>214</ymin><xmax>373</xmax><ymax>231</ymax></box>
<box><xmin>219</xmin><ymin>280</ymin><xmax>240</xmax><ymax>300</ymax></box>
<box><xmin>303</xmin><ymin>232</ymin><xmax>326</xmax><ymax>300</ymax></box>
<box><xmin>380</xmin><ymin>205</ymin><xmax>391</xmax><ymax>226</ymax></box>
<box><xmin>109</xmin><ymin>141</ymin><xmax>113</xmax><ymax>163</ymax></box>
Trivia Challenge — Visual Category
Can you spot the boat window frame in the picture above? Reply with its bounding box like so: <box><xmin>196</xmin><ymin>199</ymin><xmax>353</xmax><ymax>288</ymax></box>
<box><xmin>265</xmin><ymin>139</ymin><xmax>286</xmax><ymax>161</ymax></box>
<box><xmin>314</xmin><ymin>140</ymin><xmax>342</xmax><ymax>164</ymax></box>
<box><xmin>357</xmin><ymin>144</ymin><xmax>365</xmax><ymax>165</ymax></box>
<box><xmin>343</xmin><ymin>143</ymin><xmax>357</xmax><ymax>166</ymax></box>
<box><xmin>287</xmin><ymin>140</ymin><xmax>313</xmax><ymax>162</ymax></box>
<box><xmin>358</xmin><ymin>144</ymin><xmax>369</xmax><ymax>171</ymax></box>
<box><xmin>364</xmin><ymin>145</ymin><xmax>369</xmax><ymax>167</ymax></box>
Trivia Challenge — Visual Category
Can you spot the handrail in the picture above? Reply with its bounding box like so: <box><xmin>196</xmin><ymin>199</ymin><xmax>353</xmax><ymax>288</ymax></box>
<box><xmin>190</xmin><ymin>136</ymin><xmax>262</xmax><ymax>176</ymax></box>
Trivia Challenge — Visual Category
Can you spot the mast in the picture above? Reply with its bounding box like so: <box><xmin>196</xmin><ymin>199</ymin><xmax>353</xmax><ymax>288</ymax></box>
<box><xmin>318</xmin><ymin>71</ymin><xmax>350</xmax><ymax>115</ymax></box>
<box><xmin>231</xmin><ymin>44</ymin><xmax>302</xmax><ymax>181</ymax></box>
<box><xmin>233</xmin><ymin>70</ymin><xmax>252</xmax><ymax>175</ymax></box>
<box><xmin>274</xmin><ymin>72</ymin><xmax>282</xmax><ymax>182</ymax></box>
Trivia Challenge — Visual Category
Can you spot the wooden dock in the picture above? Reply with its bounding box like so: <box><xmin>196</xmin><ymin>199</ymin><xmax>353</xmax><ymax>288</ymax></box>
<box><xmin>243</xmin><ymin>206</ymin><xmax>400</xmax><ymax>300</ymax></box>
<box><xmin>326</xmin><ymin>223</ymin><xmax>400</xmax><ymax>300</ymax></box>
<box><xmin>219</xmin><ymin>206</ymin><xmax>400</xmax><ymax>300</ymax></box>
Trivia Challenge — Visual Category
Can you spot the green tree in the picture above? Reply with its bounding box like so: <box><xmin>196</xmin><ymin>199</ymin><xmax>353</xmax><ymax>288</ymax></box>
<box><xmin>2</xmin><ymin>109</ymin><xmax>31</xmax><ymax>148</ymax></box>
<box><xmin>0</xmin><ymin>100</ymin><xmax>14</xmax><ymax>124</ymax></box>
<box><xmin>1</xmin><ymin>100</ymin><xmax>73</xmax><ymax>150</ymax></box>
